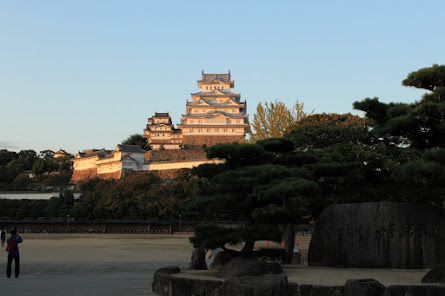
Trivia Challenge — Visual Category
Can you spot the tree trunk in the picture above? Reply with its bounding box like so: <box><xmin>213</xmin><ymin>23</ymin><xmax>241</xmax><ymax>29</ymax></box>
<box><xmin>283</xmin><ymin>223</ymin><xmax>295</xmax><ymax>264</ymax></box>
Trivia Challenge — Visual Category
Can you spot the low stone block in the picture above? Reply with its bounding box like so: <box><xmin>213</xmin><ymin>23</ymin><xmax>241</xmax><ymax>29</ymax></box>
<box><xmin>343</xmin><ymin>279</ymin><xmax>386</xmax><ymax>296</ymax></box>
<box><xmin>385</xmin><ymin>285</ymin><xmax>445</xmax><ymax>296</ymax></box>
<box><xmin>170</xmin><ymin>276</ymin><xmax>223</xmax><ymax>296</ymax></box>
<box><xmin>286</xmin><ymin>282</ymin><xmax>299</xmax><ymax>296</ymax></box>
<box><xmin>152</xmin><ymin>266</ymin><xmax>181</xmax><ymax>296</ymax></box>
<box><xmin>218</xmin><ymin>257</ymin><xmax>282</xmax><ymax>278</ymax></box>
<box><xmin>212</xmin><ymin>274</ymin><xmax>287</xmax><ymax>296</ymax></box>
<box><xmin>298</xmin><ymin>284</ymin><xmax>313</xmax><ymax>296</ymax></box>
<box><xmin>311</xmin><ymin>285</ymin><xmax>334</xmax><ymax>296</ymax></box>
<box><xmin>421</xmin><ymin>264</ymin><xmax>445</xmax><ymax>284</ymax></box>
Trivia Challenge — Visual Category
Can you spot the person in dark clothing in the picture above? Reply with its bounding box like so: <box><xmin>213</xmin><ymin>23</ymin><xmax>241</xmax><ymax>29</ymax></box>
<box><xmin>189</xmin><ymin>245</ymin><xmax>207</xmax><ymax>270</ymax></box>
<box><xmin>0</xmin><ymin>228</ymin><xmax>5</xmax><ymax>247</ymax></box>
<box><xmin>6</xmin><ymin>229</ymin><xmax>23</xmax><ymax>278</ymax></box>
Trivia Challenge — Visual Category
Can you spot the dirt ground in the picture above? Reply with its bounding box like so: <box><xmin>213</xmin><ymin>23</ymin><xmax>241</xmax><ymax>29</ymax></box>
<box><xmin>0</xmin><ymin>234</ymin><xmax>429</xmax><ymax>296</ymax></box>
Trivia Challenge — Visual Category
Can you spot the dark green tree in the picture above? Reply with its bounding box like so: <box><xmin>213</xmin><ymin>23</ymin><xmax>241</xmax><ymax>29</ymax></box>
<box><xmin>284</xmin><ymin>112</ymin><xmax>421</xmax><ymax>213</ymax></box>
<box><xmin>354</xmin><ymin>65</ymin><xmax>445</xmax><ymax>150</ymax></box>
<box><xmin>0</xmin><ymin>149</ymin><xmax>18</xmax><ymax>165</ymax></box>
<box><xmin>121</xmin><ymin>134</ymin><xmax>149</xmax><ymax>150</ymax></box>
<box><xmin>189</xmin><ymin>142</ymin><xmax>320</xmax><ymax>262</ymax></box>
<box><xmin>353</xmin><ymin>64</ymin><xmax>445</xmax><ymax>206</ymax></box>
<box><xmin>32</xmin><ymin>158</ymin><xmax>58</xmax><ymax>174</ymax></box>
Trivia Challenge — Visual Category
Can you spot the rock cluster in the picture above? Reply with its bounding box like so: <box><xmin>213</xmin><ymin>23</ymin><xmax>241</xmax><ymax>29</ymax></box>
<box><xmin>421</xmin><ymin>264</ymin><xmax>445</xmax><ymax>284</ymax></box>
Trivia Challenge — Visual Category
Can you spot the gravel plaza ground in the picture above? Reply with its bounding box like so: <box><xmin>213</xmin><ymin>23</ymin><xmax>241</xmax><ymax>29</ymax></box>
<box><xmin>0</xmin><ymin>233</ymin><xmax>428</xmax><ymax>296</ymax></box>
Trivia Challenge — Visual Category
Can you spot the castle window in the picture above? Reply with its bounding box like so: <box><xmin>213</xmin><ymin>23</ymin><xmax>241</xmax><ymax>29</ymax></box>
<box><xmin>207</xmin><ymin>129</ymin><xmax>209</xmax><ymax>132</ymax></box>
<box><xmin>232</xmin><ymin>129</ymin><xmax>234</xmax><ymax>132</ymax></box>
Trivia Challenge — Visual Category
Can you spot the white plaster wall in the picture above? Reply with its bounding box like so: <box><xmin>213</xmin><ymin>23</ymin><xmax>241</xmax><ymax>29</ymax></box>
<box><xmin>73</xmin><ymin>157</ymin><xmax>99</xmax><ymax>170</ymax></box>
<box><xmin>0</xmin><ymin>192</ymin><xmax>54</xmax><ymax>200</ymax></box>
<box><xmin>142</xmin><ymin>158</ymin><xmax>224</xmax><ymax>171</ymax></box>
<box><xmin>97</xmin><ymin>161</ymin><xmax>122</xmax><ymax>174</ymax></box>
<box><xmin>182</xmin><ymin>127</ymin><xmax>244</xmax><ymax>136</ymax></box>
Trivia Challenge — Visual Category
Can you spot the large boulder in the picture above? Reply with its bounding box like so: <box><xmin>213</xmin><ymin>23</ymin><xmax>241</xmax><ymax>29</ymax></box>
<box><xmin>343</xmin><ymin>279</ymin><xmax>385</xmax><ymax>296</ymax></box>
<box><xmin>421</xmin><ymin>264</ymin><xmax>445</xmax><ymax>284</ymax></box>
<box><xmin>385</xmin><ymin>285</ymin><xmax>445</xmax><ymax>296</ymax></box>
<box><xmin>218</xmin><ymin>257</ymin><xmax>282</xmax><ymax>278</ymax></box>
<box><xmin>212</xmin><ymin>274</ymin><xmax>288</xmax><ymax>296</ymax></box>
<box><xmin>211</xmin><ymin>249</ymin><xmax>240</xmax><ymax>271</ymax></box>
<box><xmin>308</xmin><ymin>202</ymin><xmax>445</xmax><ymax>268</ymax></box>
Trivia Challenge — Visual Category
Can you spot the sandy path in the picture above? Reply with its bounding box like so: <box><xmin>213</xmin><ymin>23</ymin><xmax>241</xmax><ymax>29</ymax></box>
<box><xmin>0</xmin><ymin>234</ymin><xmax>193</xmax><ymax>296</ymax></box>
<box><xmin>19</xmin><ymin>233</ymin><xmax>193</xmax><ymax>264</ymax></box>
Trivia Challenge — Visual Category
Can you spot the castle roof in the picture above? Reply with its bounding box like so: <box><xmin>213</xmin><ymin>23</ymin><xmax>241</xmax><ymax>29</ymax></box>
<box><xmin>182</xmin><ymin>111</ymin><xmax>247</xmax><ymax>119</ymax></box>
<box><xmin>199</xmin><ymin>71</ymin><xmax>231</xmax><ymax>82</ymax></box>
<box><xmin>75</xmin><ymin>149</ymin><xmax>110</xmax><ymax>159</ymax></box>
<box><xmin>153</xmin><ymin>112</ymin><xmax>170</xmax><ymax>118</ymax></box>
<box><xmin>191</xmin><ymin>90</ymin><xmax>240</xmax><ymax>97</ymax></box>
<box><xmin>116</xmin><ymin>144</ymin><xmax>146</xmax><ymax>153</ymax></box>
<box><xmin>187</xmin><ymin>98</ymin><xmax>245</xmax><ymax>107</ymax></box>
<box><xmin>198</xmin><ymin>71</ymin><xmax>234</xmax><ymax>87</ymax></box>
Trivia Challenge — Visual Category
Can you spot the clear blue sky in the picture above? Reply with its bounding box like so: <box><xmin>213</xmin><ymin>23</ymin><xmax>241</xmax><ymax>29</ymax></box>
<box><xmin>1</xmin><ymin>1</ymin><xmax>444</xmax><ymax>155</ymax></box>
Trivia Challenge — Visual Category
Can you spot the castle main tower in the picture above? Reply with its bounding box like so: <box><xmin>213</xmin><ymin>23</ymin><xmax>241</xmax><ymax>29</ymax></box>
<box><xmin>178</xmin><ymin>71</ymin><xmax>249</xmax><ymax>146</ymax></box>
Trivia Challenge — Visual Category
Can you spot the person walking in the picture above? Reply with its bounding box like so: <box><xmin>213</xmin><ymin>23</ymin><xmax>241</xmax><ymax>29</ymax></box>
<box><xmin>0</xmin><ymin>228</ymin><xmax>5</xmax><ymax>247</ymax></box>
<box><xmin>6</xmin><ymin>229</ymin><xmax>23</xmax><ymax>278</ymax></box>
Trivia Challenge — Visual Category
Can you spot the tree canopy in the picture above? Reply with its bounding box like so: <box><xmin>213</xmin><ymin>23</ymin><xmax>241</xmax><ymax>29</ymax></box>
<box><xmin>249</xmin><ymin>100</ymin><xmax>311</xmax><ymax>142</ymax></box>
<box><xmin>189</xmin><ymin>142</ymin><xmax>325</xmax><ymax>262</ymax></box>
<box><xmin>121</xmin><ymin>134</ymin><xmax>150</xmax><ymax>150</ymax></box>
<box><xmin>354</xmin><ymin>64</ymin><xmax>445</xmax><ymax>150</ymax></box>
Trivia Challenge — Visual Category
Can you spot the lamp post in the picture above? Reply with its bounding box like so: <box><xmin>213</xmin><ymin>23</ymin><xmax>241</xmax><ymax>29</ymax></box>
<box><xmin>179</xmin><ymin>214</ymin><xmax>182</xmax><ymax>233</ymax></box>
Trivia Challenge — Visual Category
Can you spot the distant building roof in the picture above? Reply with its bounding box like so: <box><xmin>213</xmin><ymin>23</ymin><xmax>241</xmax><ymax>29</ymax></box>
<box><xmin>191</xmin><ymin>90</ymin><xmax>240</xmax><ymax>97</ymax></box>
<box><xmin>116</xmin><ymin>144</ymin><xmax>146</xmax><ymax>153</ymax></box>
<box><xmin>199</xmin><ymin>71</ymin><xmax>232</xmax><ymax>83</ymax></box>
<box><xmin>182</xmin><ymin>111</ymin><xmax>247</xmax><ymax>119</ymax></box>
<box><xmin>153</xmin><ymin>112</ymin><xmax>170</xmax><ymax>118</ymax></box>
<box><xmin>76</xmin><ymin>149</ymin><xmax>109</xmax><ymax>159</ymax></box>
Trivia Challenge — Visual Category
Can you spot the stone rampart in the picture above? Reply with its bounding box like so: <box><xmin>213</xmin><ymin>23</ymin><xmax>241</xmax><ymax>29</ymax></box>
<box><xmin>146</xmin><ymin>149</ymin><xmax>207</xmax><ymax>162</ymax></box>
<box><xmin>182</xmin><ymin>135</ymin><xmax>245</xmax><ymax>146</ymax></box>
<box><xmin>149</xmin><ymin>169</ymin><xmax>186</xmax><ymax>179</ymax></box>
<box><xmin>70</xmin><ymin>168</ymin><xmax>122</xmax><ymax>183</ymax></box>
<box><xmin>70</xmin><ymin>168</ymin><xmax>98</xmax><ymax>183</ymax></box>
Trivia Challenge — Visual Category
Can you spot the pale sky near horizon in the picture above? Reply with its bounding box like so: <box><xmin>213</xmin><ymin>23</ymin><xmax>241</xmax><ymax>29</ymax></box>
<box><xmin>1</xmin><ymin>1</ymin><xmax>444</xmax><ymax>155</ymax></box>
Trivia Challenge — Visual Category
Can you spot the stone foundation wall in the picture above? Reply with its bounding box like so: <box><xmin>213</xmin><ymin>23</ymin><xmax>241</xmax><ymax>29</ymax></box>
<box><xmin>149</xmin><ymin>169</ymin><xmax>186</xmax><ymax>179</ymax></box>
<box><xmin>70</xmin><ymin>168</ymin><xmax>98</xmax><ymax>183</ymax></box>
<box><xmin>145</xmin><ymin>149</ymin><xmax>207</xmax><ymax>162</ymax></box>
<box><xmin>183</xmin><ymin>135</ymin><xmax>245</xmax><ymax>146</ymax></box>
<box><xmin>99</xmin><ymin>171</ymin><xmax>122</xmax><ymax>180</ymax></box>
<box><xmin>71</xmin><ymin>168</ymin><xmax>122</xmax><ymax>183</ymax></box>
